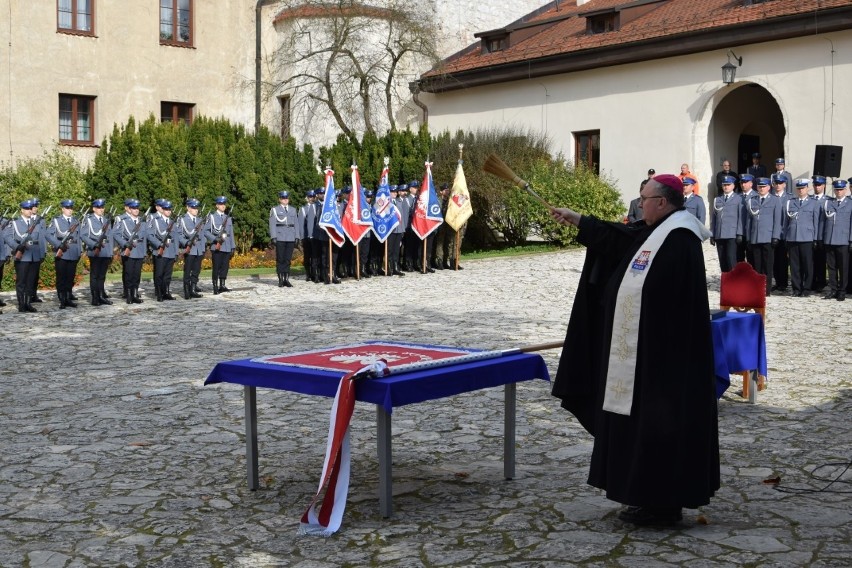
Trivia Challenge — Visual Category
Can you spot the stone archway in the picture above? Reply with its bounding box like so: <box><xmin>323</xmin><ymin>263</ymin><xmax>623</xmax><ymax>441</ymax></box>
<box><xmin>708</xmin><ymin>83</ymin><xmax>786</xmax><ymax>185</ymax></box>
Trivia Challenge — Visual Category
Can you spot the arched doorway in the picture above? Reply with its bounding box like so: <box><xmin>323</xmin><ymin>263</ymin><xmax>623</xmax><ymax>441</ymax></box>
<box><xmin>708</xmin><ymin>83</ymin><xmax>785</xmax><ymax>189</ymax></box>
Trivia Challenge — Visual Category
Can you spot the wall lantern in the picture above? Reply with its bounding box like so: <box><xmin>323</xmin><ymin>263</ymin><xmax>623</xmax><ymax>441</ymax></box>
<box><xmin>722</xmin><ymin>50</ymin><xmax>743</xmax><ymax>84</ymax></box>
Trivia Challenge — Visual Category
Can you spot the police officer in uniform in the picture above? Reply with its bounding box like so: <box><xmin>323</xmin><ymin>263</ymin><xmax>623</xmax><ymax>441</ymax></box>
<box><xmin>745</xmin><ymin>178</ymin><xmax>783</xmax><ymax>295</ymax></box>
<box><xmin>205</xmin><ymin>196</ymin><xmax>235</xmax><ymax>294</ymax></box>
<box><xmin>4</xmin><ymin>200</ymin><xmax>44</xmax><ymax>312</ymax></box>
<box><xmin>336</xmin><ymin>186</ymin><xmax>354</xmax><ymax>279</ymax></box>
<box><xmin>80</xmin><ymin>198</ymin><xmax>114</xmax><ymax>306</ymax></box>
<box><xmin>28</xmin><ymin>198</ymin><xmax>47</xmax><ymax>304</ymax></box>
<box><xmin>682</xmin><ymin>177</ymin><xmax>706</xmax><ymax>224</ymax></box>
<box><xmin>358</xmin><ymin>189</ymin><xmax>374</xmax><ymax>278</ymax></box>
<box><xmin>747</xmin><ymin>152</ymin><xmax>767</xmax><ymax>178</ymax></box>
<box><xmin>298</xmin><ymin>189</ymin><xmax>318</xmax><ymax>282</ymax></box>
<box><xmin>810</xmin><ymin>176</ymin><xmax>830</xmax><ymax>291</ymax></box>
<box><xmin>269</xmin><ymin>190</ymin><xmax>299</xmax><ymax>287</ymax></box>
<box><xmin>46</xmin><ymin>199</ymin><xmax>83</xmax><ymax>308</ymax></box>
<box><xmin>710</xmin><ymin>175</ymin><xmax>742</xmax><ymax>272</ymax></box>
<box><xmin>313</xmin><ymin>186</ymin><xmax>340</xmax><ymax>284</ymax></box>
<box><xmin>112</xmin><ymin>198</ymin><xmax>148</xmax><ymax>304</ymax></box>
<box><xmin>0</xmin><ymin>209</ymin><xmax>9</xmax><ymax>309</ymax></box>
<box><xmin>771</xmin><ymin>175</ymin><xmax>792</xmax><ymax>292</ymax></box>
<box><xmin>433</xmin><ymin>183</ymin><xmax>451</xmax><ymax>269</ymax></box>
<box><xmin>178</xmin><ymin>198</ymin><xmax>206</xmax><ymax>299</ymax></box>
<box><xmin>389</xmin><ymin>184</ymin><xmax>408</xmax><ymax>276</ymax></box>
<box><xmin>785</xmin><ymin>179</ymin><xmax>821</xmax><ymax>297</ymax></box>
<box><xmin>738</xmin><ymin>174</ymin><xmax>757</xmax><ymax>263</ymax></box>
<box><xmin>821</xmin><ymin>179</ymin><xmax>852</xmax><ymax>301</ymax></box>
<box><xmin>148</xmin><ymin>199</ymin><xmax>179</xmax><ymax>301</ymax></box>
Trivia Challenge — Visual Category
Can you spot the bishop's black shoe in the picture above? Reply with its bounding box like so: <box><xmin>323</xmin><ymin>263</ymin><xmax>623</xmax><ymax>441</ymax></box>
<box><xmin>618</xmin><ymin>506</ymin><xmax>682</xmax><ymax>527</ymax></box>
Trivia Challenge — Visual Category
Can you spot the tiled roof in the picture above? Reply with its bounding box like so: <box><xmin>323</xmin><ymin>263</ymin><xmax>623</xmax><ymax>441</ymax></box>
<box><xmin>424</xmin><ymin>0</ymin><xmax>852</xmax><ymax>79</ymax></box>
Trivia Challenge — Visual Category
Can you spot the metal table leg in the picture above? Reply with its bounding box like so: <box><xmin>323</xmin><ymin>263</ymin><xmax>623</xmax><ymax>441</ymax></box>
<box><xmin>748</xmin><ymin>371</ymin><xmax>757</xmax><ymax>404</ymax></box>
<box><xmin>377</xmin><ymin>405</ymin><xmax>393</xmax><ymax>518</ymax></box>
<box><xmin>245</xmin><ymin>386</ymin><xmax>259</xmax><ymax>490</ymax></box>
<box><xmin>504</xmin><ymin>382</ymin><xmax>516</xmax><ymax>480</ymax></box>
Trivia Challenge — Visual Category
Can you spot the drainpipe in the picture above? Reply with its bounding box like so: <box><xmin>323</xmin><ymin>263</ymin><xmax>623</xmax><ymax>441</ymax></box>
<box><xmin>409</xmin><ymin>81</ymin><xmax>428</xmax><ymax>127</ymax></box>
<box><xmin>256</xmin><ymin>0</ymin><xmax>277</xmax><ymax>133</ymax></box>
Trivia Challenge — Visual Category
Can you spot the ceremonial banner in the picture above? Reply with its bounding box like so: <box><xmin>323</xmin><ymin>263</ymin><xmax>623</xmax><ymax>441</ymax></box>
<box><xmin>445</xmin><ymin>158</ymin><xmax>472</xmax><ymax>231</ymax></box>
<box><xmin>318</xmin><ymin>168</ymin><xmax>345</xmax><ymax>247</ymax></box>
<box><xmin>371</xmin><ymin>163</ymin><xmax>400</xmax><ymax>243</ymax></box>
<box><xmin>411</xmin><ymin>161</ymin><xmax>443</xmax><ymax>239</ymax></box>
<box><xmin>341</xmin><ymin>165</ymin><xmax>373</xmax><ymax>245</ymax></box>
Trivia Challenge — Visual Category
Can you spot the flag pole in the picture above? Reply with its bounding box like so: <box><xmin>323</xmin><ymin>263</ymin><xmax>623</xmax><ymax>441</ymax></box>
<box><xmin>355</xmin><ymin>243</ymin><xmax>361</xmax><ymax>280</ymax></box>
<box><xmin>328</xmin><ymin>240</ymin><xmax>333</xmax><ymax>282</ymax></box>
<box><xmin>421</xmin><ymin>239</ymin><xmax>427</xmax><ymax>273</ymax></box>
<box><xmin>454</xmin><ymin>230</ymin><xmax>460</xmax><ymax>270</ymax></box>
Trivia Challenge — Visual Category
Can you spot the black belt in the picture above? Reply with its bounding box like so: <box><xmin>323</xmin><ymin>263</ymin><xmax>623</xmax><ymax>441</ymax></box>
<box><xmin>276</xmin><ymin>224</ymin><xmax>294</xmax><ymax>227</ymax></box>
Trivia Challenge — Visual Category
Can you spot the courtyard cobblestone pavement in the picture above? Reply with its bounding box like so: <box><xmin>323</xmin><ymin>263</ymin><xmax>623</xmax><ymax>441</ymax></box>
<box><xmin>1</xmin><ymin>243</ymin><xmax>850</xmax><ymax>567</ymax></box>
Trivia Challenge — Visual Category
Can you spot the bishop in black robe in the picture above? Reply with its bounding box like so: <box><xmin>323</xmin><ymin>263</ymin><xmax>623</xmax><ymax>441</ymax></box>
<box><xmin>552</xmin><ymin>204</ymin><xmax>720</xmax><ymax>514</ymax></box>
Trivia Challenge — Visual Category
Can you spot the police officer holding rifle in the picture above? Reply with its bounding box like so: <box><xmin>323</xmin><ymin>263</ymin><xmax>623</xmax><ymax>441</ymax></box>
<box><xmin>80</xmin><ymin>199</ymin><xmax>115</xmax><ymax>306</ymax></box>
<box><xmin>112</xmin><ymin>199</ymin><xmax>149</xmax><ymax>304</ymax></box>
<box><xmin>46</xmin><ymin>199</ymin><xmax>88</xmax><ymax>308</ymax></box>
<box><xmin>178</xmin><ymin>198</ymin><xmax>207</xmax><ymax>299</ymax></box>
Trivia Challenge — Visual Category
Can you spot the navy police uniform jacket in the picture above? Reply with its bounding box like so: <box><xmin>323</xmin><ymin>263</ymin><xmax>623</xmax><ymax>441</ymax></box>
<box><xmin>148</xmin><ymin>215</ymin><xmax>179</xmax><ymax>258</ymax></box>
<box><xmin>683</xmin><ymin>194</ymin><xmax>706</xmax><ymax>225</ymax></box>
<box><xmin>205</xmin><ymin>211</ymin><xmax>235</xmax><ymax>253</ymax></box>
<box><xmin>46</xmin><ymin>215</ymin><xmax>82</xmax><ymax>261</ymax></box>
<box><xmin>710</xmin><ymin>193</ymin><xmax>742</xmax><ymax>239</ymax></box>
<box><xmin>81</xmin><ymin>214</ymin><xmax>114</xmax><ymax>258</ymax></box>
<box><xmin>269</xmin><ymin>204</ymin><xmax>299</xmax><ymax>242</ymax></box>
<box><xmin>744</xmin><ymin>194</ymin><xmax>782</xmax><ymax>244</ymax></box>
<box><xmin>822</xmin><ymin>196</ymin><xmax>852</xmax><ymax>246</ymax></box>
<box><xmin>4</xmin><ymin>216</ymin><xmax>46</xmax><ymax>262</ymax></box>
<box><xmin>178</xmin><ymin>213</ymin><xmax>207</xmax><ymax>256</ymax></box>
<box><xmin>783</xmin><ymin>197</ymin><xmax>820</xmax><ymax>243</ymax></box>
<box><xmin>112</xmin><ymin>214</ymin><xmax>149</xmax><ymax>259</ymax></box>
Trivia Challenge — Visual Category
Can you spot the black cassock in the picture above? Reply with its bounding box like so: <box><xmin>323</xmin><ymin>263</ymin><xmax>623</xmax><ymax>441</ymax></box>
<box><xmin>552</xmin><ymin>211</ymin><xmax>720</xmax><ymax>509</ymax></box>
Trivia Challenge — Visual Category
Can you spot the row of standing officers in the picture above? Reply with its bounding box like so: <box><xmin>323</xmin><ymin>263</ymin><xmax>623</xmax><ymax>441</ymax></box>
<box><xmin>709</xmin><ymin>174</ymin><xmax>852</xmax><ymax>300</ymax></box>
<box><xmin>1</xmin><ymin>196</ymin><xmax>235</xmax><ymax>312</ymax></box>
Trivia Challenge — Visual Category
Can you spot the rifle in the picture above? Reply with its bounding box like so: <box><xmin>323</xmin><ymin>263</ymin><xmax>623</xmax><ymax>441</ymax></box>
<box><xmin>121</xmin><ymin>207</ymin><xmax>152</xmax><ymax>257</ymax></box>
<box><xmin>92</xmin><ymin>207</ymin><xmax>115</xmax><ymax>256</ymax></box>
<box><xmin>156</xmin><ymin>208</ymin><xmax>183</xmax><ymax>256</ymax></box>
<box><xmin>0</xmin><ymin>208</ymin><xmax>10</xmax><ymax>232</ymax></box>
<box><xmin>55</xmin><ymin>207</ymin><xmax>90</xmax><ymax>258</ymax></box>
<box><xmin>212</xmin><ymin>203</ymin><xmax>236</xmax><ymax>251</ymax></box>
<box><xmin>14</xmin><ymin>205</ymin><xmax>53</xmax><ymax>260</ymax></box>
<box><xmin>183</xmin><ymin>207</ymin><xmax>210</xmax><ymax>256</ymax></box>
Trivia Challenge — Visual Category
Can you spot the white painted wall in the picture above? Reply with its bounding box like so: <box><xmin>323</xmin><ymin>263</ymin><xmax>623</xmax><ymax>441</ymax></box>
<box><xmin>421</xmin><ymin>31</ymin><xmax>852</xmax><ymax>208</ymax></box>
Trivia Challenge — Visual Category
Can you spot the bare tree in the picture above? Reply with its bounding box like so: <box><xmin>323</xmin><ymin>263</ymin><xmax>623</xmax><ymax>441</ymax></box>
<box><xmin>266</xmin><ymin>0</ymin><xmax>440</xmax><ymax>146</ymax></box>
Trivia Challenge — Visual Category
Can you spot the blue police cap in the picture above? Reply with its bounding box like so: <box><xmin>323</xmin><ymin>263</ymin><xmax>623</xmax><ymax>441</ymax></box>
<box><xmin>832</xmin><ymin>179</ymin><xmax>847</xmax><ymax>189</ymax></box>
<box><xmin>185</xmin><ymin>198</ymin><xmax>200</xmax><ymax>207</ymax></box>
<box><xmin>812</xmin><ymin>175</ymin><xmax>826</xmax><ymax>185</ymax></box>
<box><xmin>91</xmin><ymin>198</ymin><xmax>106</xmax><ymax>207</ymax></box>
<box><xmin>155</xmin><ymin>198</ymin><xmax>165</xmax><ymax>206</ymax></box>
<box><xmin>125</xmin><ymin>198</ymin><xmax>140</xmax><ymax>208</ymax></box>
<box><xmin>365</xmin><ymin>190</ymin><xmax>374</xmax><ymax>197</ymax></box>
<box><xmin>722</xmin><ymin>175</ymin><xmax>737</xmax><ymax>184</ymax></box>
<box><xmin>32</xmin><ymin>198</ymin><xmax>41</xmax><ymax>206</ymax></box>
<box><xmin>161</xmin><ymin>200</ymin><xmax>173</xmax><ymax>209</ymax></box>
<box><xmin>752</xmin><ymin>152</ymin><xmax>761</xmax><ymax>158</ymax></box>
<box><xmin>409</xmin><ymin>180</ymin><xmax>420</xmax><ymax>188</ymax></box>
<box><xmin>775</xmin><ymin>158</ymin><xmax>785</xmax><ymax>164</ymax></box>
<box><xmin>20</xmin><ymin>199</ymin><xmax>33</xmax><ymax>209</ymax></box>
<box><xmin>316</xmin><ymin>186</ymin><xmax>326</xmax><ymax>194</ymax></box>
<box><xmin>397</xmin><ymin>184</ymin><xmax>408</xmax><ymax>191</ymax></box>
<box><xmin>389</xmin><ymin>185</ymin><xmax>398</xmax><ymax>191</ymax></box>
<box><xmin>342</xmin><ymin>186</ymin><xmax>352</xmax><ymax>194</ymax></box>
<box><xmin>739</xmin><ymin>174</ymin><xmax>754</xmax><ymax>182</ymax></box>
<box><xmin>771</xmin><ymin>174</ymin><xmax>787</xmax><ymax>184</ymax></box>
<box><xmin>60</xmin><ymin>199</ymin><xmax>74</xmax><ymax>208</ymax></box>
<box><xmin>682</xmin><ymin>177</ymin><xmax>696</xmax><ymax>185</ymax></box>
<box><xmin>756</xmin><ymin>177</ymin><xmax>771</xmax><ymax>186</ymax></box>
<box><xmin>214</xmin><ymin>196</ymin><xmax>228</xmax><ymax>204</ymax></box>
<box><xmin>795</xmin><ymin>179</ymin><xmax>810</xmax><ymax>188</ymax></box>
<box><xmin>306</xmin><ymin>190</ymin><xmax>316</xmax><ymax>197</ymax></box>
<box><xmin>278</xmin><ymin>191</ymin><xmax>290</xmax><ymax>199</ymax></box>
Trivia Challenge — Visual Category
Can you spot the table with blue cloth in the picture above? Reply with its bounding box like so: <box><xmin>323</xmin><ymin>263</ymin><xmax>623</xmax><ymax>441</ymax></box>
<box><xmin>711</xmin><ymin>311</ymin><xmax>767</xmax><ymax>402</ymax></box>
<box><xmin>205</xmin><ymin>346</ymin><xmax>550</xmax><ymax>517</ymax></box>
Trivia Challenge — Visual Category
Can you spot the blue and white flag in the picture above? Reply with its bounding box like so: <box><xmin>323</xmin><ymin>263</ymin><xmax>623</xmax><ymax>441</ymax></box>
<box><xmin>411</xmin><ymin>160</ymin><xmax>443</xmax><ymax>239</ymax></box>
<box><xmin>370</xmin><ymin>163</ymin><xmax>400</xmax><ymax>243</ymax></box>
<box><xmin>319</xmin><ymin>169</ymin><xmax>345</xmax><ymax>247</ymax></box>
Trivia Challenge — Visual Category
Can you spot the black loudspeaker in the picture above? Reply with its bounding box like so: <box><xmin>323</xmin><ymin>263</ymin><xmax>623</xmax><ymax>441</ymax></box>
<box><xmin>813</xmin><ymin>145</ymin><xmax>842</xmax><ymax>177</ymax></box>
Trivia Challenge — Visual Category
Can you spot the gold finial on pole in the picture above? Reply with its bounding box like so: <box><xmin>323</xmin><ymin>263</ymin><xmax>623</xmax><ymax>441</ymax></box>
<box><xmin>383</xmin><ymin>156</ymin><xmax>389</xmax><ymax>166</ymax></box>
<box><xmin>458</xmin><ymin>143</ymin><xmax>464</xmax><ymax>162</ymax></box>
